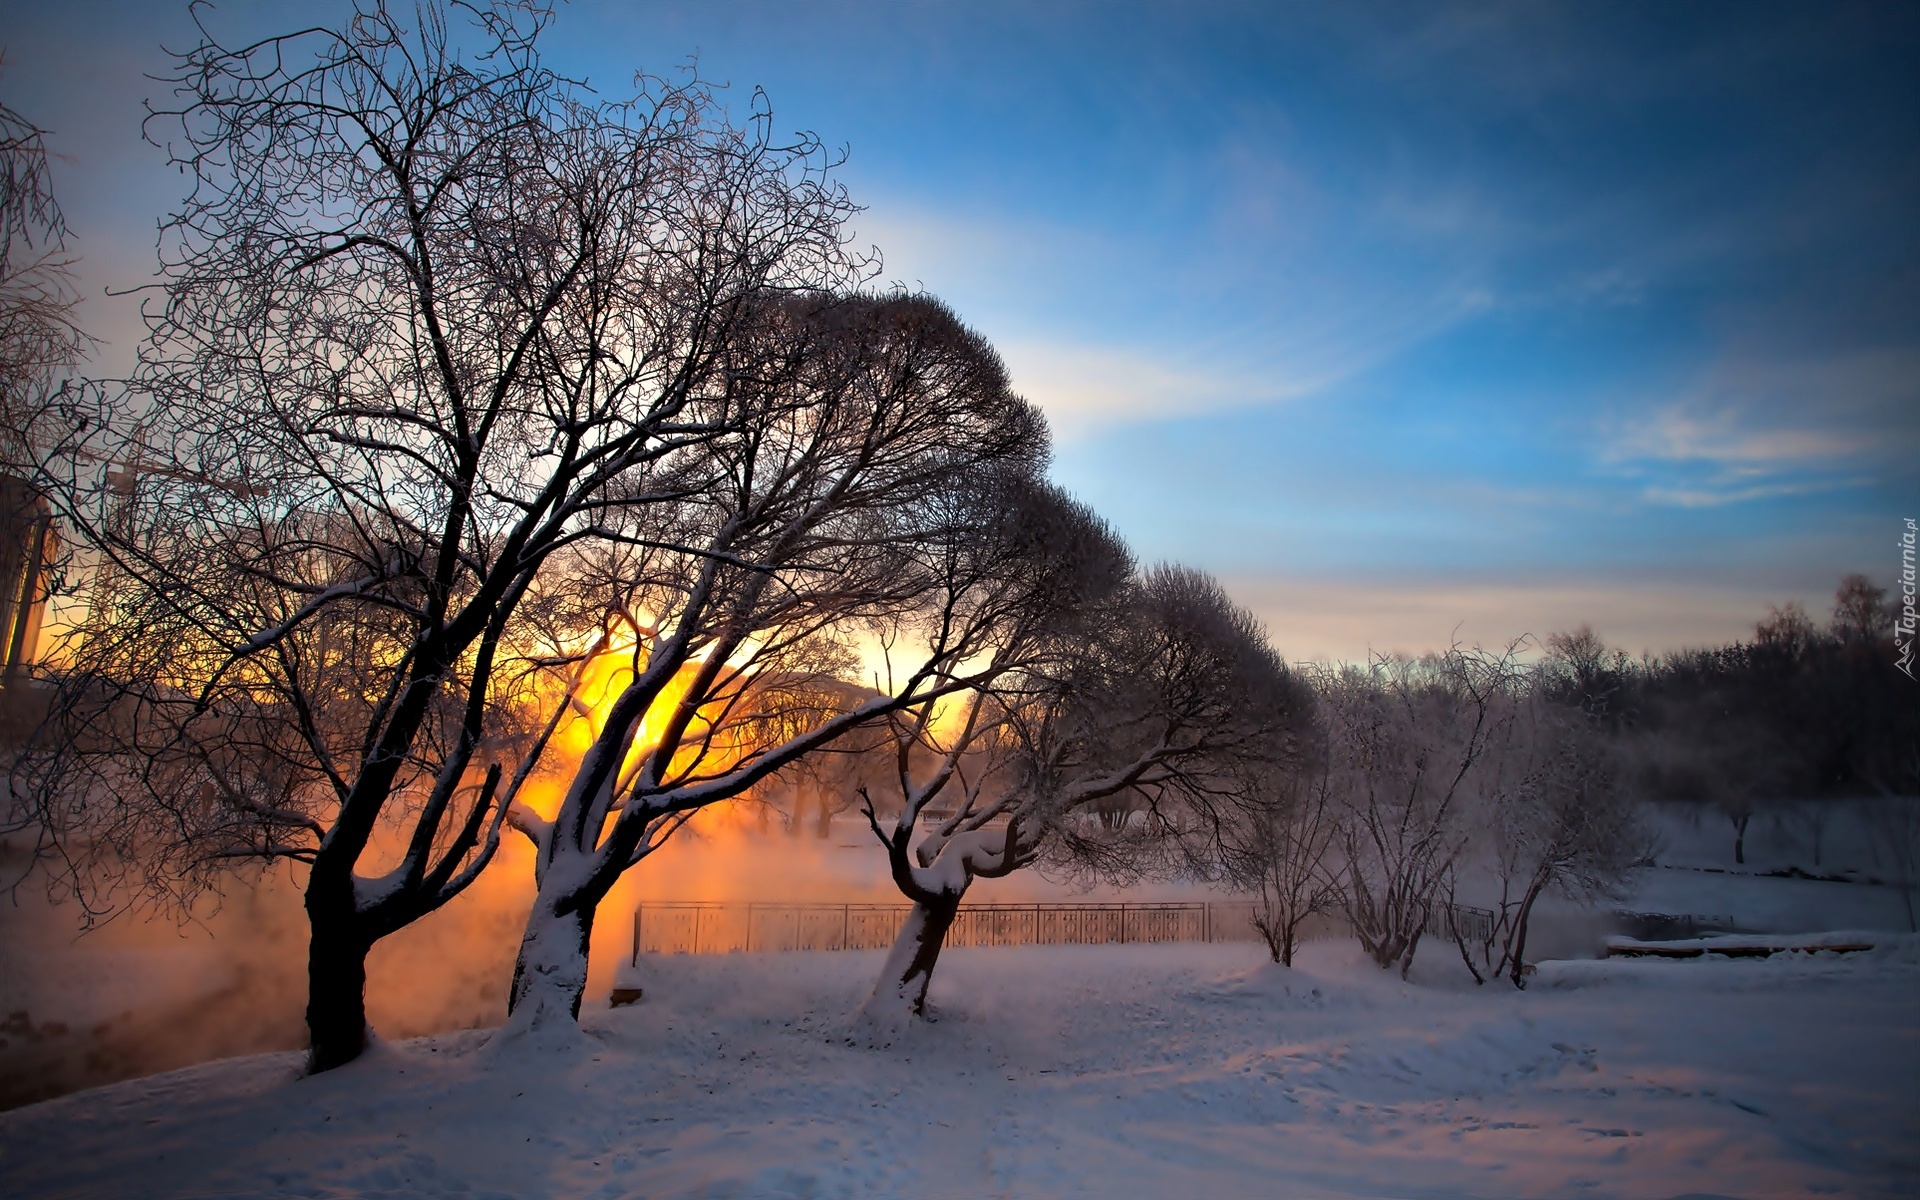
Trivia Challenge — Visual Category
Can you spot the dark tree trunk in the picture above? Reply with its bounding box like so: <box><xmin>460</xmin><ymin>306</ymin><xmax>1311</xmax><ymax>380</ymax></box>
<box><xmin>305</xmin><ymin>904</ymin><xmax>370</xmax><ymax>1074</ymax></box>
<box><xmin>1507</xmin><ymin>876</ymin><xmax>1547</xmax><ymax>990</ymax></box>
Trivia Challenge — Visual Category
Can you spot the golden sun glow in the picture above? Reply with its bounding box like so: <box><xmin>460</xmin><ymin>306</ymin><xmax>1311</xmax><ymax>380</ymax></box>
<box><xmin>541</xmin><ymin>622</ymin><xmax>766</xmax><ymax>814</ymax></box>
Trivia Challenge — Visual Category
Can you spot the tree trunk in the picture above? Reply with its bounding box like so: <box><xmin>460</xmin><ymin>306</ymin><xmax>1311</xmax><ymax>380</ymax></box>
<box><xmin>1453</xmin><ymin>922</ymin><xmax>1486</xmax><ymax>985</ymax></box>
<box><xmin>1507</xmin><ymin>876</ymin><xmax>1547</xmax><ymax>990</ymax></box>
<box><xmin>507</xmin><ymin>896</ymin><xmax>598</xmax><ymax>1031</ymax></box>
<box><xmin>863</xmin><ymin>892</ymin><xmax>962</xmax><ymax>1023</ymax></box>
<box><xmin>304</xmin><ymin>905</ymin><xmax>370</xmax><ymax>1074</ymax></box>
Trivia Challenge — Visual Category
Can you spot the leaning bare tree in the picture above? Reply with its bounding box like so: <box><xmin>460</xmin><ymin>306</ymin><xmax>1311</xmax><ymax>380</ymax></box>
<box><xmin>856</xmin><ymin>564</ymin><xmax>1303</xmax><ymax>1029</ymax></box>
<box><xmin>848</xmin><ymin>480</ymin><xmax>1130</xmax><ymax>1028</ymax></box>
<box><xmin>14</xmin><ymin>0</ymin><xmax>866</xmax><ymax>1071</ymax></box>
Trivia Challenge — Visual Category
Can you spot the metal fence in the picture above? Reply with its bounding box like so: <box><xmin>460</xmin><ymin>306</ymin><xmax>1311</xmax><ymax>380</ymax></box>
<box><xmin>1441</xmin><ymin>903</ymin><xmax>1496</xmax><ymax>945</ymax></box>
<box><xmin>629</xmin><ymin>898</ymin><xmax>1495</xmax><ymax>961</ymax></box>
<box><xmin>632</xmin><ymin>900</ymin><xmax>1273</xmax><ymax>960</ymax></box>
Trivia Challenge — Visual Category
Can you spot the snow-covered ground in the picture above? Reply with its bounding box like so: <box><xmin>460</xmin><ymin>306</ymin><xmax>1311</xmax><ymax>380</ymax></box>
<box><xmin>4</xmin><ymin>798</ymin><xmax>1915</xmax><ymax>1111</ymax></box>
<box><xmin>2</xmin><ymin>936</ymin><xmax>1915</xmax><ymax>1199</ymax></box>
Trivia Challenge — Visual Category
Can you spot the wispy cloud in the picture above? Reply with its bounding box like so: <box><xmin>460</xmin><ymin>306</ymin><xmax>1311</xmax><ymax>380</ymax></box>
<box><xmin>1601</xmin><ymin>347</ymin><xmax>1917</xmax><ymax>506</ymax></box>
<box><xmin>855</xmin><ymin>199</ymin><xmax>1496</xmax><ymax>439</ymax></box>
<box><xmin>1225</xmin><ymin>572</ymin><xmax>1835</xmax><ymax>664</ymax></box>
<box><xmin>993</xmin><ymin>338</ymin><xmax>1323</xmax><ymax>440</ymax></box>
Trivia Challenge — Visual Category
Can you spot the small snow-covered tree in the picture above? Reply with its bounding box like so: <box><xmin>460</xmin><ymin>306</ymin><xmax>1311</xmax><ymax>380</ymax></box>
<box><xmin>856</xmin><ymin>563</ymin><xmax>1301</xmax><ymax>1029</ymax></box>
<box><xmin>846</xmin><ymin>479</ymin><xmax>1128</xmax><ymax>1028</ymax></box>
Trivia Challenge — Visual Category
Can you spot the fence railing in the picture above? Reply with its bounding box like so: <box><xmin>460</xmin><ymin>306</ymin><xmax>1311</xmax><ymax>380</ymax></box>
<box><xmin>633</xmin><ymin>901</ymin><xmax>1265</xmax><ymax>960</ymax></box>
<box><xmin>1441</xmin><ymin>902</ymin><xmax>1496</xmax><ymax>945</ymax></box>
<box><xmin>629</xmin><ymin>898</ymin><xmax>1497</xmax><ymax>961</ymax></box>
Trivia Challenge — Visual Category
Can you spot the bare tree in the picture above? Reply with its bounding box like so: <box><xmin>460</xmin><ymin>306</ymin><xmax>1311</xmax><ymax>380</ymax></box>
<box><xmin>1234</xmin><ymin>746</ymin><xmax>1340</xmax><ymax>968</ymax></box>
<box><xmin>1457</xmin><ymin>687</ymin><xmax>1650</xmax><ymax>988</ymax></box>
<box><xmin>1831</xmin><ymin>574</ymin><xmax>1892</xmax><ymax>643</ymax></box>
<box><xmin>1334</xmin><ymin>645</ymin><xmax>1522</xmax><ymax>979</ymax></box>
<box><xmin>0</xmin><ymin>91</ymin><xmax>90</xmax><ymax>688</ymax></box>
<box><xmin>1</xmin><ymin>91</ymin><xmax>89</xmax><ymax>469</ymax></box>
<box><xmin>855</xmin><ymin>563</ymin><xmax>1302</xmax><ymax>1029</ymax></box>
<box><xmin>848</xmin><ymin>482</ymin><xmax>1127</xmax><ymax>1027</ymax></box>
<box><xmin>14</xmin><ymin>1</ymin><xmax>866</xmax><ymax>1071</ymax></box>
<box><xmin>1540</xmin><ymin>625</ymin><xmax>1632</xmax><ymax>720</ymax></box>
<box><xmin>500</xmin><ymin>294</ymin><xmax>1055</xmax><ymax>1035</ymax></box>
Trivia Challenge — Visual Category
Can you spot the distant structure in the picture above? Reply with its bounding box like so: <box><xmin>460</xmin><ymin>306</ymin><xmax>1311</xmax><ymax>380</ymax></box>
<box><xmin>0</xmin><ymin>473</ymin><xmax>55</xmax><ymax>679</ymax></box>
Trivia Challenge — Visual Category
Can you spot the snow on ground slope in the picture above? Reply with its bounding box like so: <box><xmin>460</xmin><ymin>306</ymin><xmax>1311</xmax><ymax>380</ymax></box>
<box><xmin>1</xmin><ymin>939</ymin><xmax>1914</xmax><ymax>1200</ymax></box>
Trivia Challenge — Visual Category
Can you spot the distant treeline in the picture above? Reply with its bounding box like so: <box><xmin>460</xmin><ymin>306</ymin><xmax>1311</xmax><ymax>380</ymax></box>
<box><xmin>1540</xmin><ymin>574</ymin><xmax>1918</xmax><ymax>805</ymax></box>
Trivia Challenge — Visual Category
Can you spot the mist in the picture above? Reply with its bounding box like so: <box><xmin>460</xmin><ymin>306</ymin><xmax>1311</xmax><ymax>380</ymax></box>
<box><xmin>0</xmin><ymin>795</ymin><xmax>1182</xmax><ymax>1109</ymax></box>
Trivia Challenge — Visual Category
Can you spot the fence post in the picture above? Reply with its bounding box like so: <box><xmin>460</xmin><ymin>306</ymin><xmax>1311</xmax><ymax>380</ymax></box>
<box><xmin>693</xmin><ymin>906</ymin><xmax>702</xmax><ymax>956</ymax></box>
<box><xmin>842</xmin><ymin>904</ymin><xmax>850</xmax><ymax>951</ymax></box>
<box><xmin>632</xmin><ymin>906</ymin><xmax>642</xmax><ymax>965</ymax></box>
<box><xmin>745</xmin><ymin>902</ymin><xmax>753</xmax><ymax>954</ymax></box>
<box><xmin>1120</xmin><ymin>903</ymin><xmax>1128</xmax><ymax>945</ymax></box>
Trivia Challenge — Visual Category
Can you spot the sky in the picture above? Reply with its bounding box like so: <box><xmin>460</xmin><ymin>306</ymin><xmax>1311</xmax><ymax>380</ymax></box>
<box><xmin>5</xmin><ymin>0</ymin><xmax>1917</xmax><ymax>661</ymax></box>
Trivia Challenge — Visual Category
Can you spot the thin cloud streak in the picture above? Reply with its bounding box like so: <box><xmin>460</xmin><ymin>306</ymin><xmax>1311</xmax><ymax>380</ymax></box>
<box><xmin>856</xmin><ymin>200</ymin><xmax>1498</xmax><ymax>439</ymax></box>
<box><xmin>1228</xmin><ymin>573</ymin><xmax>1828</xmax><ymax>665</ymax></box>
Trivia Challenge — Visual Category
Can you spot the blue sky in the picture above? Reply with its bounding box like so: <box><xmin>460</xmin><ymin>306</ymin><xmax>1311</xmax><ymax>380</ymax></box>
<box><xmin>7</xmin><ymin>1</ymin><xmax>1917</xmax><ymax>659</ymax></box>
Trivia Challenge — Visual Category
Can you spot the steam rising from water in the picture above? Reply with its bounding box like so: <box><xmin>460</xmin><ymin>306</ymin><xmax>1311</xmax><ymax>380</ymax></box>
<box><xmin>0</xmin><ymin>795</ymin><xmax>1210</xmax><ymax>1109</ymax></box>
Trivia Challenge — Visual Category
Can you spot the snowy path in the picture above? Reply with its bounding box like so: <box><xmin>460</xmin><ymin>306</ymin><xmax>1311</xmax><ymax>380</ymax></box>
<box><xmin>1</xmin><ymin>940</ymin><xmax>1914</xmax><ymax>1199</ymax></box>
